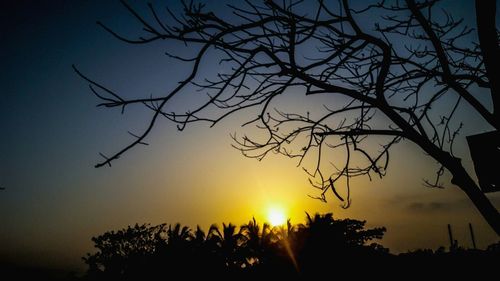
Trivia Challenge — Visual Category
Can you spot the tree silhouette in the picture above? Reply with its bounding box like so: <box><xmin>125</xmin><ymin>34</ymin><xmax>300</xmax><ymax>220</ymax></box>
<box><xmin>82</xmin><ymin>223</ymin><xmax>167</xmax><ymax>280</ymax></box>
<box><xmin>74</xmin><ymin>0</ymin><xmax>499</xmax><ymax>234</ymax></box>
<box><xmin>83</xmin><ymin>213</ymin><xmax>389</xmax><ymax>279</ymax></box>
<box><xmin>240</xmin><ymin>218</ymin><xmax>274</xmax><ymax>267</ymax></box>
<box><xmin>206</xmin><ymin>223</ymin><xmax>247</xmax><ymax>270</ymax></box>
<box><xmin>83</xmin><ymin>214</ymin><xmax>500</xmax><ymax>279</ymax></box>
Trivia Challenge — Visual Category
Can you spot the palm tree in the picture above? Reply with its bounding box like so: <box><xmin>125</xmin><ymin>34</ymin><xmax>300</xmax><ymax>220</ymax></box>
<box><xmin>167</xmin><ymin>223</ymin><xmax>193</xmax><ymax>245</ymax></box>
<box><xmin>207</xmin><ymin>223</ymin><xmax>246</xmax><ymax>269</ymax></box>
<box><xmin>156</xmin><ymin>223</ymin><xmax>194</xmax><ymax>273</ymax></box>
<box><xmin>240</xmin><ymin>218</ymin><xmax>274</xmax><ymax>267</ymax></box>
<box><xmin>192</xmin><ymin>225</ymin><xmax>206</xmax><ymax>247</ymax></box>
<box><xmin>273</xmin><ymin>219</ymin><xmax>301</xmax><ymax>273</ymax></box>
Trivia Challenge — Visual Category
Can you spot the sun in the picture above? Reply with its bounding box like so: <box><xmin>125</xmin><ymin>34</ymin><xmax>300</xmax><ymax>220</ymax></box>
<box><xmin>267</xmin><ymin>206</ymin><xmax>287</xmax><ymax>227</ymax></box>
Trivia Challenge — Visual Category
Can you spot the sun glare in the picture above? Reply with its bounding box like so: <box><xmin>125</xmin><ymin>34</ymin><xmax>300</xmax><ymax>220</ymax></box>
<box><xmin>267</xmin><ymin>207</ymin><xmax>287</xmax><ymax>227</ymax></box>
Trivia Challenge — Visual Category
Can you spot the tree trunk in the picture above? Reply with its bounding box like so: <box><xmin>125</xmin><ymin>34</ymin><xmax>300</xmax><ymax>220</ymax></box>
<box><xmin>475</xmin><ymin>0</ymin><xmax>500</xmax><ymax>129</ymax></box>
<box><xmin>447</xmin><ymin>158</ymin><xmax>500</xmax><ymax>236</ymax></box>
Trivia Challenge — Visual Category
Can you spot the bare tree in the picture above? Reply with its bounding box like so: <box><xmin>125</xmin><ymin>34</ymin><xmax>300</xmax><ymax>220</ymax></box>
<box><xmin>74</xmin><ymin>0</ymin><xmax>500</xmax><ymax>234</ymax></box>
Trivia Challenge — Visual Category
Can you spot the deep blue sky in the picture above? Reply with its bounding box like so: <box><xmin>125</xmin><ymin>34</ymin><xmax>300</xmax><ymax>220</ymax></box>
<box><xmin>1</xmin><ymin>0</ymin><xmax>499</xmax><ymax>272</ymax></box>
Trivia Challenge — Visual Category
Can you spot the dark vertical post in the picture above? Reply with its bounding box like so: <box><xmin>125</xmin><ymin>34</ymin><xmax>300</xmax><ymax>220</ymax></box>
<box><xmin>469</xmin><ymin>223</ymin><xmax>477</xmax><ymax>249</ymax></box>
<box><xmin>447</xmin><ymin>224</ymin><xmax>454</xmax><ymax>250</ymax></box>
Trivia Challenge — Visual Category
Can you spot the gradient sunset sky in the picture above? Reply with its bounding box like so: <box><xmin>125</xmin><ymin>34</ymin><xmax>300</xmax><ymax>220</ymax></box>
<box><xmin>1</xmin><ymin>0</ymin><xmax>499</xmax><ymax>271</ymax></box>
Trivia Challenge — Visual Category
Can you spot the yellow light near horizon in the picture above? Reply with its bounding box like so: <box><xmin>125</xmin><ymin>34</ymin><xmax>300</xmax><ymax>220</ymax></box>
<box><xmin>267</xmin><ymin>206</ymin><xmax>286</xmax><ymax>226</ymax></box>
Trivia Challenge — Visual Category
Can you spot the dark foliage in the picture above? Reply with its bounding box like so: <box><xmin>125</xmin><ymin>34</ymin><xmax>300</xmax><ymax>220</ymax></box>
<box><xmin>82</xmin><ymin>213</ymin><xmax>499</xmax><ymax>279</ymax></box>
<box><xmin>397</xmin><ymin>245</ymin><xmax>500</xmax><ymax>277</ymax></box>
<box><xmin>83</xmin><ymin>213</ymin><xmax>388</xmax><ymax>279</ymax></box>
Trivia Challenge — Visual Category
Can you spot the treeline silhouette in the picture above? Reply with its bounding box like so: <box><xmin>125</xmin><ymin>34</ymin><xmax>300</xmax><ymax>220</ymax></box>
<box><xmin>82</xmin><ymin>213</ymin><xmax>499</xmax><ymax>280</ymax></box>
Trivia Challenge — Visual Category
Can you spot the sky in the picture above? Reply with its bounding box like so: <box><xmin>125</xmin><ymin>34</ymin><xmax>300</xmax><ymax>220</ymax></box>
<box><xmin>1</xmin><ymin>0</ymin><xmax>499</xmax><ymax>272</ymax></box>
